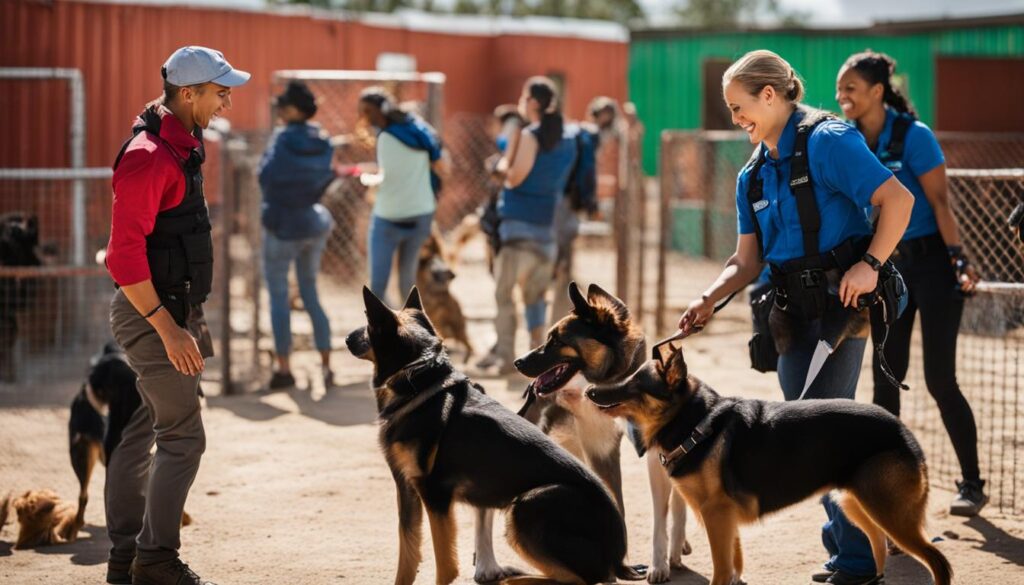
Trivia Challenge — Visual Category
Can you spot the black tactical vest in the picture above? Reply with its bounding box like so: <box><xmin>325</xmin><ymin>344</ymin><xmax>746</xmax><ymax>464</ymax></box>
<box><xmin>113</xmin><ymin>107</ymin><xmax>214</xmax><ymax>320</ymax></box>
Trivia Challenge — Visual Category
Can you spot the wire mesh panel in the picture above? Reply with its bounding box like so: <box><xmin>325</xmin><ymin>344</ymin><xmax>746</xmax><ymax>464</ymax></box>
<box><xmin>947</xmin><ymin>169</ymin><xmax>1024</xmax><ymax>284</ymax></box>
<box><xmin>269</xmin><ymin>71</ymin><xmax>446</xmax><ymax>287</ymax></box>
<box><xmin>0</xmin><ymin>169</ymin><xmax>115</xmax><ymax>399</ymax></box>
<box><xmin>904</xmin><ymin>169</ymin><xmax>1024</xmax><ymax>514</ymax></box>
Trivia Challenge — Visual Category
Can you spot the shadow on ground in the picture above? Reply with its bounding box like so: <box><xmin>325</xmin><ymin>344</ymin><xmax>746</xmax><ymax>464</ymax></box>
<box><xmin>208</xmin><ymin>380</ymin><xmax>378</xmax><ymax>428</ymax></box>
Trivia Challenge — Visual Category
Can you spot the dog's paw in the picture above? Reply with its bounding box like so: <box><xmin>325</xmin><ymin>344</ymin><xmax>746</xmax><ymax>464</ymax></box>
<box><xmin>473</xmin><ymin>564</ymin><xmax>522</xmax><ymax>583</ymax></box>
<box><xmin>646</xmin><ymin>561</ymin><xmax>671</xmax><ymax>584</ymax></box>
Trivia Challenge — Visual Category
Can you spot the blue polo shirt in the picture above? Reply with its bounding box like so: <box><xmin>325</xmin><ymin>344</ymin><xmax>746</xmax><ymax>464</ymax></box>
<box><xmin>736</xmin><ymin>109</ymin><xmax>894</xmax><ymax>265</ymax></box>
<box><xmin>863</xmin><ymin>109</ymin><xmax>945</xmax><ymax>241</ymax></box>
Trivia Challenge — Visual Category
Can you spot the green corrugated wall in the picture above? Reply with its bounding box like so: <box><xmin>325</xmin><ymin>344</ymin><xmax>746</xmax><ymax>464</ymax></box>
<box><xmin>631</xmin><ymin>25</ymin><xmax>1024</xmax><ymax>174</ymax></box>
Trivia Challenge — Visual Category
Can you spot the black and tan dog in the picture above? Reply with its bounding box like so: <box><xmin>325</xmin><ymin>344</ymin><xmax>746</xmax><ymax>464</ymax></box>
<box><xmin>513</xmin><ymin>282</ymin><xmax>690</xmax><ymax>583</ymax></box>
<box><xmin>416</xmin><ymin>231</ymin><xmax>474</xmax><ymax>362</ymax></box>
<box><xmin>346</xmin><ymin>286</ymin><xmax>642</xmax><ymax>585</ymax></box>
<box><xmin>69</xmin><ymin>342</ymin><xmax>191</xmax><ymax>531</ymax></box>
<box><xmin>68</xmin><ymin>342</ymin><xmax>141</xmax><ymax>529</ymax></box>
<box><xmin>585</xmin><ymin>341</ymin><xmax>953</xmax><ymax>585</ymax></box>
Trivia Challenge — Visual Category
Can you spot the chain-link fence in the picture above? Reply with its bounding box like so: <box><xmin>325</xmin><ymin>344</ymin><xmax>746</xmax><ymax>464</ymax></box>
<box><xmin>904</xmin><ymin>169</ymin><xmax>1024</xmax><ymax>514</ymax></box>
<box><xmin>0</xmin><ymin>169</ymin><xmax>116</xmax><ymax>401</ymax></box>
<box><xmin>215</xmin><ymin>72</ymin><xmax>651</xmax><ymax>389</ymax></box>
<box><xmin>656</xmin><ymin>129</ymin><xmax>1024</xmax><ymax>513</ymax></box>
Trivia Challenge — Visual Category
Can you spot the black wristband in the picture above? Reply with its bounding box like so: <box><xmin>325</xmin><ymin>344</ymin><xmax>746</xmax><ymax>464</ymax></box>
<box><xmin>143</xmin><ymin>303</ymin><xmax>164</xmax><ymax>319</ymax></box>
<box><xmin>862</xmin><ymin>253</ymin><xmax>883</xmax><ymax>271</ymax></box>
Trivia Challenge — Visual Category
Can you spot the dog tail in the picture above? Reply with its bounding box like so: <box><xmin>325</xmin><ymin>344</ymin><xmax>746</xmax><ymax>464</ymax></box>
<box><xmin>0</xmin><ymin>491</ymin><xmax>11</xmax><ymax>528</ymax></box>
<box><xmin>919</xmin><ymin>543</ymin><xmax>953</xmax><ymax>585</ymax></box>
<box><xmin>615</xmin><ymin>563</ymin><xmax>646</xmax><ymax>581</ymax></box>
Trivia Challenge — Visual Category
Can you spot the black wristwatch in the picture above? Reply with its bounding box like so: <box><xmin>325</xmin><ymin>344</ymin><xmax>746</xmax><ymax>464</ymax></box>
<box><xmin>861</xmin><ymin>253</ymin><xmax>883</xmax><ymax>272</ymax></box>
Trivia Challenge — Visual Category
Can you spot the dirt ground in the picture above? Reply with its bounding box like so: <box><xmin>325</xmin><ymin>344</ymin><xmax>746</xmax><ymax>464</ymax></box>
<box><xmin>2</xmin><ymin>239</ymin><xmax>1023</xmax><ymax>584</ymax></box>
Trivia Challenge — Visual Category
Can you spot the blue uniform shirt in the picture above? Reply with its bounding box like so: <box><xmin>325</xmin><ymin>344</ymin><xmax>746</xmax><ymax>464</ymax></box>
<box><xmin>865</xmin><ymin>109</ymin><xmax>945</xmax><ymax>241</ymax></box>
<box><xmin>736</xmin><ymin>108</ymin><xmax>893</xmax><ymax>265</ymax></box>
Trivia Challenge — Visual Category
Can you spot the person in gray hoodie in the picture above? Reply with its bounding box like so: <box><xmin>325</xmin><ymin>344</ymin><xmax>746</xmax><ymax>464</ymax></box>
<box><xmin>259</xmin><ymin>80</ymin><xmax>336</xmax><ymax>390</ymax></box>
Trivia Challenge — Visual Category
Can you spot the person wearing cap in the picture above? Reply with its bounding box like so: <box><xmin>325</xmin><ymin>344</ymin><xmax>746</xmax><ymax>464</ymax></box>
<box><xmin>258</xmin><ymin>80</ymin><xmax>336</xmax><ymax>390</ymax></box>
<box><xmin>104</xmin><ymin>46</ymin><xmax>248</xmax><ymax>585</ymax></box>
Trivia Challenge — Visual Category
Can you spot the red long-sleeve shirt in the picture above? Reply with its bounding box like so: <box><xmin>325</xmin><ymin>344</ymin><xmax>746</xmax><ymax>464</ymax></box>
<box><xmin>106</xmin><ymin>107</ymin><xmax>200</xmax><ymax>286</ymax></box>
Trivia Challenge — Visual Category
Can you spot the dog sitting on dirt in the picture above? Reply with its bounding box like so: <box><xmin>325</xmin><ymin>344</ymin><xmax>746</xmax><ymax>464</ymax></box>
<box><xmin>346</xmin><ymin>286</ymin><xmax>643</xmax><ymax>585</ymax></box>
<box><xmin>0</xmin><ymin>212</ymin><xmax>43</xmax><ymax>382</ymax></box>
<box><xmin>513</xmin><ymin>282</ymin><xmax>690</xmax><ymax>583</ymax></box>
<box><xmin>416</xmin><ymin>231</ymin><xmax>474</xmax><ymax>362</ymax></box>
<box><xmin>585</xmin><ymin>340</ymin><xmax>953</xmax><ymax>585</ymax></box>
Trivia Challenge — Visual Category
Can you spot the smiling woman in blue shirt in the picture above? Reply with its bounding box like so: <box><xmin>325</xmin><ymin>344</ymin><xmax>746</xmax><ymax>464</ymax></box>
<box><xmin>676</xmin><ymin>50</ymin><xmax>914</xmax><ymax>585</ymax></box>
<box><xmin>837</xmin><ymin>50</ymin><xmax>986</xmax><ymax>518</ymax></box>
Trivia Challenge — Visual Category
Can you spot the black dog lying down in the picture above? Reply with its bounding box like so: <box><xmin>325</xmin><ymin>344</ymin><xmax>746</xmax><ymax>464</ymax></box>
<box><xmin>346</xmin><ymin>286</ymin><xmax>642</xmax><ymax>585</ymax></box>
<box><xmin>586</xmin><ymin>341</ymin><xmax>952</xmax><ymax>585</ymax></box>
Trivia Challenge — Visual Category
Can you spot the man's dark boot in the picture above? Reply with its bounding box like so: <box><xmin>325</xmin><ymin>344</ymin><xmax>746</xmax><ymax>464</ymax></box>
<box><xmin>106</xmin><ymin>558</ymin><xmax>133</xmax><ymax>584</ymax></box>
<box><xmin>132</xmin><ymin>558</ymin><xmax>216</xmax><ymax>585</ymax></box>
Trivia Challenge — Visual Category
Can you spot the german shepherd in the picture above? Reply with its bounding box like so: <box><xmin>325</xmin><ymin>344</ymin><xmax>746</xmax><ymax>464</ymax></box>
<box><xmin>346</xmin><ymin>286</ymin><xmax>642</xmax><ymax>585</ymax></box>
<box><xmin>416</xmin><ymin>231</ymin><xmax>474</xmax><ymax>362</ymax></box>
<box><xmin>585</xmin><ymin>341</ymin><xmax>953</xmax><ymax>585</ymax></box>
<box><xmin>513</xmin><ymin>282</ymin><xmax>690</xmax><ymax>583</ymax></box>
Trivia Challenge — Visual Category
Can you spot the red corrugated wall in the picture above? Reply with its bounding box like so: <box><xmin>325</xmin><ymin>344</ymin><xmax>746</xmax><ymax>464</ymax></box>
<box><xmin>0</xmin><ymin>0</ymin><xmax>628</xmax><ymax>168</ymax></box>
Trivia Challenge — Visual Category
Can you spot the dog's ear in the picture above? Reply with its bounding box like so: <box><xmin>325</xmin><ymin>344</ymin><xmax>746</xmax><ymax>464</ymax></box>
<box><xmin>568</xmin><ymin>281</ymin><xmax>594</xmax><ymax>319</ymax></box>
<box><xmin>587</xmin><ymin>283</ymin><xmax>630</xmax><ymax>321</ymax></box>
<box><xmin>662</xmin><ymin>346</ymin><xmax>688</xmax><ymax>390</ymax></box>
<box><xmin>363</xmin><ymin>286</ymin><xmax>397</xmax><ymax>330</ymax></box>
<box><xmin>403</xmin><ymin>286</ymin><xmax>423</xmax><ymax>311</ymax></box>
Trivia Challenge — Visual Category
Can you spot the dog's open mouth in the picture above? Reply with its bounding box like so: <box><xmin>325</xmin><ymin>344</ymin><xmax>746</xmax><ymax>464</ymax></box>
<box><xmin>533</xmin><ymin>362</ymin><xmax>580</xmax><ymax>396</ymax></box>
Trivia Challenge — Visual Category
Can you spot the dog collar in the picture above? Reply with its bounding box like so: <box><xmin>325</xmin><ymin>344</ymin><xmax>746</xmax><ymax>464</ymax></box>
<box><xmin>658</xmin><ymin>416</ymin><xmax>714</xmax><ymax>468</ymax></box>
<box><xmin>658</xmin><ymin>400</ymin><xmax>733</xmax><ymax>469</ymax></box>
<box><xmin>84</xmin><ymin>383</ymin><xmax>109</xmax><ymax>417</ymax></box>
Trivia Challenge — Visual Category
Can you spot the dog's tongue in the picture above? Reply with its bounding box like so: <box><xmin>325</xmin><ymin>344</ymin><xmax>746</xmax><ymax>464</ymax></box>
<box><xmin>537</xmin><ymin>364</ymin><xmax>566</xmax><ymax>387</ymax></box>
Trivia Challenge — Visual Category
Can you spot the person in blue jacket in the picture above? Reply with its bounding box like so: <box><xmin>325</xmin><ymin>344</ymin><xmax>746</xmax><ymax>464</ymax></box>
<box><xmin>259</xmin><ymin>80</ymin><xmax>336</xmax><ymax>390</ymax></box>
<box><xmin>678</xmin><ymin>50</ymin><xmax>914</xmax><ymax>585</ymax></box>
<box><xmin>837</xmin><ymin>51</ymin><xmax>986</xmax><ymax>518</ymax></box>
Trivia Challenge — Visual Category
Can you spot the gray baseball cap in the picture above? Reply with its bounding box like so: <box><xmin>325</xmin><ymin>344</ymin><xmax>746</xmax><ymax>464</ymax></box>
<box><xmin>163</xmin><ymin>46</ymin><xmax>250</xmax><ymax>88</ymax></box>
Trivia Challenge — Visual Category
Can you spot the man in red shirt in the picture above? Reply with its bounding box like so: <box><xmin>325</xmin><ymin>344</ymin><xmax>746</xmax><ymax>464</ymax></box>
<box><xmin>104</xmin><ymin>46</ymin><xmax>248</xmax><ymax>585</ymax></box>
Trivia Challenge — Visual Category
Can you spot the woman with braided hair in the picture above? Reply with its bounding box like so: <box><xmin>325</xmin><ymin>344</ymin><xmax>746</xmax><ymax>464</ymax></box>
<box><xmin>837</xmin><ymin>50</ymin><xmax>986</xmax><ymax>517</ymax></box>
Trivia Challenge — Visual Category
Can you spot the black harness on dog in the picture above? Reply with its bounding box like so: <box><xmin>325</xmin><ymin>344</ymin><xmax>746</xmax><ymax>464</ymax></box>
<box><xmin>658</xmin><ymin>398</ymin><xmax>736</xmax><ymax>470</ymax></box>
<box><xmin>378</xmin><ymin>351</ymin><xmax>457</xmax><ymax>421</ymax></box>
<box><xmin>113</xmin><ymin>106</ymin><xmax>214</xmax><ymax>326</ymax></box>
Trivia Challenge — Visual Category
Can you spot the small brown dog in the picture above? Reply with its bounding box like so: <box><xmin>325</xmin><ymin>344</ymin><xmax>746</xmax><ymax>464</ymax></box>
<box><xmin>416</xmin><ymin>231</ymin><xmax>474</xmax><ymax>362</ymax></box>
<box><xmin>11</xmin><ymin>489</ymin><xmax>80</xmax><ymax>549</ymax></box>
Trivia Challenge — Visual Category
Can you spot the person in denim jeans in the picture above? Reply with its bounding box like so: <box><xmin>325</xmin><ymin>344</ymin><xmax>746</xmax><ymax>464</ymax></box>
<box><xmin>357</xmin><ymin>87</ymin><xmax>448</xmax><ymax>306</ymax></box>
<box><xmin>259</xmin><ymin>80</ymin><xmax>336</xmax><ymax>390</ymax></box>
<box><xmin>678</xmin><ymin>51</ymin><xmax>914</xmax><ymax>585</ymax></box>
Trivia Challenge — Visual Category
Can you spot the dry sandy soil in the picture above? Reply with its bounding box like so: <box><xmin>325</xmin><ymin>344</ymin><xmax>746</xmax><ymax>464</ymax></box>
<box><xmin>2</xmin><ymin>242</ymin><xmax>1023</xmax><ymax>584</ymax></box>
